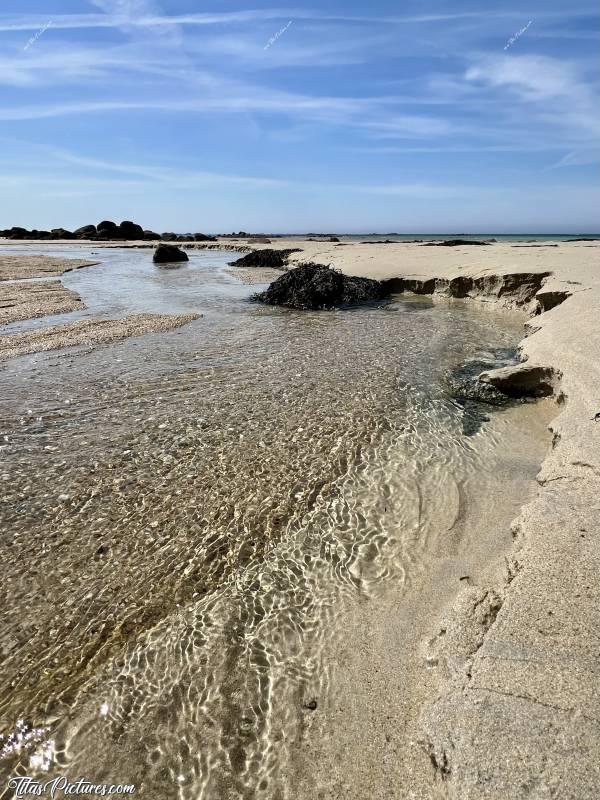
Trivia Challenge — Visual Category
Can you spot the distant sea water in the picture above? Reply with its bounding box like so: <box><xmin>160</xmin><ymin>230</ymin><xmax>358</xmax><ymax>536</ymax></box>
<box><xmin>285</xmin><ymin>233</ymin><xmax>600</xmax><ymax>242</ymax></box>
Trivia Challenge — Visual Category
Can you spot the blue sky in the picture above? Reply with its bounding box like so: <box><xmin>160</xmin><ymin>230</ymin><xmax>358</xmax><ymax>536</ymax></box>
<box><xmin>0</xmin><ymin>1</ymin><xmax>599</xmax><ymax>233</ymax></box>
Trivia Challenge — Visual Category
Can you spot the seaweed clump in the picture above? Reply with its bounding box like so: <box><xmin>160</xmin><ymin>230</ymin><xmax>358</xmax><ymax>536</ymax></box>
<box><xmin>253</xmin><ymin>263</ymin><xmax>388</xmax><ymax>310</ymax></box>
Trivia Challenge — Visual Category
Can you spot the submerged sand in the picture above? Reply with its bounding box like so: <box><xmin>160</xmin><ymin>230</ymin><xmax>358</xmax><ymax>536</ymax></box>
<box><xmin>0</xmin><ymin>313</ymin><xmax>200</xmax><ymax>360</ymax></box>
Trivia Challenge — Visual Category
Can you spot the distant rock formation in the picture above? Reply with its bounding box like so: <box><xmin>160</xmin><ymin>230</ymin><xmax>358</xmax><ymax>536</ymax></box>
<box><xmin>73</xmin><ymin>224</ymin><xmax>97</xmax><ymax>239</ymax></box>
<box><xmin>0</xmin><ymin>221</ymin><xmax>215</xmax><ymax>242</ymax></box>
<box><xmin>253</xmin><ymin>263</ymin><xmax>388</xmax><ymax>310</ymax></box>
<box><xmin>153</xmin><ymin>243</ymin><xmax>189</xmax><ymax>264</ymax></box>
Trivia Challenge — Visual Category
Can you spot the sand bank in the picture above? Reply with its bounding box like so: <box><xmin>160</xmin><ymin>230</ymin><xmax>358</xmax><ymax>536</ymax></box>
<box><xmin>0</xmin><ymin>254</ymin><xmax>199</xmax><ymax>357</ymax></box>
<box><xmin>0</xmin><ymin>255</ymin><xmax>97</xmax><ymax>281</ymax></box>
<box><xmin>0</xmin><ymin>313</ymin><xmax>199</xmax><ymax>360</ymax></box>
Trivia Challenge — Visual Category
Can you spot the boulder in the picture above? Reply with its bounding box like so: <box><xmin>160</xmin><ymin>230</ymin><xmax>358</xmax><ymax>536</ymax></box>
<box><xmin>479</xmin><ymin>364</ymin><xmax>556</xmax><ymax>398</ymax></box>
<box><xmin>253</xmin><ymin>263</ymin><xmax>388</xmax><ymax>310</ymax></box>
<box><xmin>229</xmin><ymin>248</ymin><xmax>301</xmax><ymax>269</ymax></box>
<box><xmin>5</xmin><ymin>226</ymin><xmax>28</xmax><ymax>239</ymax></box>
<box><xmin>193</xmin><ymin>233</ymin><xmax>217</xmax><ymax>241</ymax></box>
<box><xmin>50</xmin><ymin>228</ymin><xmax>75</xmax><ymax>239</ymax></box>
<box><xmin>160</xmin><ymin>232</ymin><xmax>178</xmax><ymax>241</ymax></box>
<box><xmin>153</xmin><ymin>243</ymin><xmax>189</xmax><ymax>264</ymax></box>
<box><xmin>73</xmin><ymin>224</ymin><xmax>97</xmax><ymax>239</ymax></box>
<box><xmin>118</xmin><ymin>220</ymin><xmax>144</xmax><ymax>240</ymax></box>
<box><xmin>143</xmin><ymin>230</ymin><xmax>161</xmax><ymax>240</ymax></box>
<box><xmin>248</xmin><ymin>237</ymin><xmax>272</xmax><ymax>244</ymax></box>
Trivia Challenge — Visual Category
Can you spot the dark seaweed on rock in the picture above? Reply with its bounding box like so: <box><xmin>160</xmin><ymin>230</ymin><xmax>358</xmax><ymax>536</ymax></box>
<box><xmin>228</xmin><ymin>248</ymin><xmax>302</xmax><ymax>269</ymax></box>
<box><xmin>422</xmin><ymin>239</ymin><xmax>492</xmax><ymax>247</ymax></box>
<box><xmin>253</xmin><ymin>263</ymin><xmax>388</xmax><ymax>310</ymax></box>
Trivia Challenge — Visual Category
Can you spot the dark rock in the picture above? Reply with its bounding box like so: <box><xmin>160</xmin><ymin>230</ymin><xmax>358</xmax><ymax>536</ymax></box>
<box><xmin>118</xmin><ymin>220</ymin><xmax>144</xmax><ymax>240</ymax></box>
<box><xmin>422</xmin><ymin>239</ymin><xmax>491</xmax><ymax>247</ymax></box>
<box><xmin>153</xmin><ymin>243</ymin><xmax>189</xmax><ymax>264</ymax></box>
<box><xmin>73</xmin><ymin>224</ymin><xmax>97</xmax><ymax>239</ymax></box>
<box><xmin>50</xmin><ymin>228</ymin><xmax>76</xmax><ymax>240</ymax></box>
<box><xmin>449</xmin><ymin>376</ymin><xmax>511</xmax><ymax>406</ymax></box>
<box><xmin>565</xmin><ymin>238</ymin><xmax>598</xmax><ymax>242</ymax></box>
<box><xmin>253</xmin><ymin>263</ymin><xmax>388</xmax><ymax>310</ymax></box>
<box><xmin>229</xmin><ymin>248</ymin><xmax>301</xmax><ymax>269</ymax></box>
<box><xmin>328</xmin><ymin>236</ymin><xmax>340</xmax><ymax>242</ymax></box>
<box><xmin>97</xmin><ymin>220</ymin><xmax>118</xmax><ymax>232</ymax></box>
<box><xmin>479</xmin><ymin>364</ymin><xmax>556</xmax><ymax>398</ymax></box>
<box><xmin>4</xmin><ymin>226</ymin><xmax>28</xmax><ymax>239</ymax></box>
<box><xmin>248</xmin><ymin>237</ymin><xmax>272</xmax><ymax>244</ymax></box>
<box><xmin>143</xmin><ymin>230</ymin><xmax>161</xmax><ymax>240</ymax></box>
<box><xmin>303</xmin><ymin>699</ymin><xmax>318</xmax><ymax>711</ymax></box>
<box><xmin>160</xmin><ymin>232</ymin><xmax>178</xmax><ymax>242</ymax></box>
<box><xmin>193</xmin><ymin>233</ymin><xmax>217</xmax><ymax>242</ymax></box>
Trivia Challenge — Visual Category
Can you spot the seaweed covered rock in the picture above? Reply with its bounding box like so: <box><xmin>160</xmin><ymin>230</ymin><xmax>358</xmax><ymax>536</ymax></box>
<box><xmin>253</xmin><ymin>263</ymin><xmax>388</xmax><ymax>310</ymax></box>
<box><xmin>229</xmin><ymin>248</ymin><xmax>301</xmax><ymax>269</ymax></box>
<box><xmin>423</xmin><ymin>239</ymin><xmax>491</xmax><ymax>247</ymax></box>
<box><xmin>153</xmin><ymin>243</ymin><xmax>189</xmax><ymax>263</ymax></box>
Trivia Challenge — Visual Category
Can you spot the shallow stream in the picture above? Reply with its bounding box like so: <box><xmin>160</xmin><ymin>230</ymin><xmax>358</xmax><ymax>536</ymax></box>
<box><xmin>0</xmin><ymin>248</ymin><xmax>551</xmax><ymax>799</ymax></box>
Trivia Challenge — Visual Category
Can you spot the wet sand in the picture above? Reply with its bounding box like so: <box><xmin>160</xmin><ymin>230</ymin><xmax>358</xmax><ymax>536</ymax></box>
<box><xmin>0</xmin><ymin>254</ymin><xmax>199</xmax><ymax>356</ymax></box>
<box><xmin>0</xmin><ymin>255</ymin><xmax>97</xmax><ymax>281</ymax></box>
<box><xmin>0</xmin><ymin>280</ymin><xmax>85</xmax><ymax>325</ymax></box>
<box><xmin>0</xmin><ymin>314</ymin><xmax>199</xmax><ymax>360</ymax></box>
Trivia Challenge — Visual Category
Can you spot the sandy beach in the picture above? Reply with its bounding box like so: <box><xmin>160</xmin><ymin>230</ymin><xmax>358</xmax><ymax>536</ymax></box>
<box><xmin>0</xmin><ymin>238</ymin><xmax>598</xmax><ymax>798</ymax></box>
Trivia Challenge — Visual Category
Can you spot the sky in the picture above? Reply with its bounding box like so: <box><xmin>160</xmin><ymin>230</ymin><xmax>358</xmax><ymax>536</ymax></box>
<box><xmin>0</xmin><ymin>0</ymin><xmax>599</xmax><ymax>233</ymax></box>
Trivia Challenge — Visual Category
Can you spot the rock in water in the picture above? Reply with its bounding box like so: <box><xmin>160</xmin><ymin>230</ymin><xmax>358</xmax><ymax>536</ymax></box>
<box><xmin>228</xmin><ymin>249</ymin><xmax>301</xmax><ymax>269</ymax></box>
<box><xmin>153</xmin><ymin>243</ymin><xmax>189</xmax><ymax>263</ymax></box>
<box><xmin>253</xmin><ymin>263</ymin><xmax>388</xmax><ymax>310</ymax></box>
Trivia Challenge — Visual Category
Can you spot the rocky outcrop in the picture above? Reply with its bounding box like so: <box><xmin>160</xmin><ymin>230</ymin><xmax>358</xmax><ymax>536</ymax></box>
<box><xmin>253</xmin><ymin>263</ymin><xmax>388</xmax><ymax>310</ymax></box>
<box><xmin>228</xmin><ymin>248</ymin><xmax>302</xmax><ymax>269</ymax></box>
<box><xmin>153</xmin><ymin>244</ymin><xmax>189</xmax><ymax>264</ymax></box>
<box><xmin>73</xmin><ymin>224</ymin><xmax>97</xmax><ymax>239</ymax></box>
<box><xmin>118</xmin><ymin>220</ymin><xmax>144</xmax><ymax>239</ymax></box>
<box><xmin>50</xmin><ymin>228</ymin><xmax>76</xmax><ymax>240</ymax></box>
<box><xmin>422</xmin><ymin>239</ymin><xmax>492</xmax><ymax>247</ymax></box>
<box><xmin>0</xmin><ymin>220</ymin><xmax>187</xmax><ymax>242</ymax></box>
<box><xmin>479</xmin><ymin>363</ymin><xmax>558</xmax><ymax>398</ymax></box>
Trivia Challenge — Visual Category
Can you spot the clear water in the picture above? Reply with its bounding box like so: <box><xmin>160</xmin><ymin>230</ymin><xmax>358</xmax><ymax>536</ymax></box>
<box><xmin>0</xmin><ymin>249</ymin><xmax>549</xmax><ymax>798</ymax></box>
